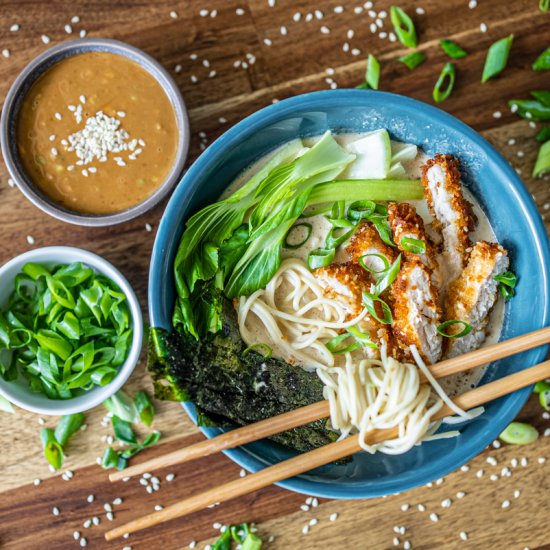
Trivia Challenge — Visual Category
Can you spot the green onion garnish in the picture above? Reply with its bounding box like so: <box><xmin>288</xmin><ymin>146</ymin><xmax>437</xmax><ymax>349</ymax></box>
<box><xmin>539</xmin><ymin>388</ymin><xmax>550</xmax><ymax>411</ymax></box>
<box><xmin>398</xmin><ymin>51</ymin><xmax>426</xmax><ymax>70</ymax></box>
<box><xmin>0</xmin><ymin>262</ymin><xmax>132</xmax><ymax>399</ymax></box>
<box><xmin>400</xmin><ymin>237</ymin><xmax>426</xmax><ymax>255</ymax></box>
<box><xmin>499</xmin><ymin>421</ymin><xmax>539</xmax><ymax>445</ymax></box>
<box><xmin>359</xmin><ymin>253</ymin><xmax>391</xmax><ymax>274</ymax></box>
<box><xmin>533</xmin><ymin>141</ymin><xmax>550</xmax><ymax>177</ymax></box>
<box><xmin>347</xmin><ymin>326</ymin><xmax>379</xmax><ymax>349</ymax></box>
<box><xmin>54</xmin><ymin>412</ymin><xmax>85</xmax><ymax>446</ymax></box>
<box><xmin>325</xmin><ymin>226</ymin><xmax>356</xmax><ymax>249</ymax></box>
<box><xmin>508</xmin><ymin>98</ymin><xmax>550</xmax><ymax>122</ymax></box>
<box><xmin>532</xmin><ymin>46</ymin><xmax>550</xmax><ymax>70</ymax></box>
<box><xmin>540</xmin><ymin>0</ymin><xmax>549</xmax><ymax>12</ymax></box>
<box><xmin>40</xmin><ymin>413</ymin><xmax>84</xmax><ymax>470</ymax></box>
<box><xmin>494</xmin><ymin>271</ymin><xmax>517</xmax><ymax>289</ymax></box>
<box><xmin>283</xmin><ymin>223</ymin><xmax>313</xmax><ymax>249</ymax></box>
<box><xmin>481</xmin><ymin>34</ymin><xmax>514</xmax><ymax>83</ymax></box>
<box><xmin>531</xmin><ymin>90</ymin><xmax>550</xmax><ymax>106</ymax></box>
<box><xmin>212</xmin><ymin>523</ymin><xmax>262</xmax><ymax>550</ymax></box>
<box><xmin>308</xmin><ymin>248</ymin><xmax>336</xmax><ymax>269</ymax></box>
<box><xmin>440</xmin><ymin>39</ymin><xmax>468</xmax><ymax>59</ymax></box>
<box><xmin>374</xmin><ymin>254</ymin><xmax>402</xmax><ymax>296</ymax></box>
<box><xmin>366</xmin><ymin>54</ymin><xmax>380</xmax><ymax>90</ymax></box>
<box><xmin>242</xmin><ymin>342</ymin><xmax>273</xmax><ymax>358</ymax></box>
<box><xmin>326</xmin><ymin>333</ymin><xmax>362</xmax><ymax>354</ymax></box>
<box><xmin>103</xmin><ymin>390</ymin><xmax>138</xmax><ymax>423</ymax></box>
<box><xmin>499</xmin><ymin>285</ymin><xmax>515</xmax><ymax>299</ymax></box>
<box><xmin>363</xmin><ymin>292</ymin><xmax>393</xmax><ymax>324</ymax></box>
<box><xmin>134</xmin><ymin>391</ymin><xmax>155</xmax><ymax>427</ymax></box>
<box><xmin>347</xmin><ymin>200</ymin><xmax>377</xmax><ymax>222</ymax></box>
<box><xmin>331</xmin><ymin>201</ymin><xmax>346</xmax><ymax>219</ymax></box>
<box><xmin>369</xmin><ymin>213</ymin><xmax>396</xmax><ymax>246</ymax></box>
<box><xmin>534</xmin><ymin>380</ymin><xmax>550</xmax><ymax>394</ymax></box>
<box><xmin>390</xmin><ymin>6</ymin><xmax>418</xmax><ymax>49</ymax></box>
<box><xmin>432</xmin><ymin>62</ymin><xmax>456</xmax><ymax>103</ymax></box>
<box><xmin>536</xmin><ymin>127</ymin><xmax>550</xmax><ymax>143</ymax></box>
<box><xmin>436</xmin><ymin>319</ymin><xmax>473</xmax><ymax>338</ymax></box>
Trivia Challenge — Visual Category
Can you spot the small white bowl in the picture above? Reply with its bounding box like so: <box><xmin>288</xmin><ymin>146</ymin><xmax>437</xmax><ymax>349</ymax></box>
<box><xmin>0</xmin><ymin>246</ymin><xmax>143</xmax><ymax>415</ymax></box>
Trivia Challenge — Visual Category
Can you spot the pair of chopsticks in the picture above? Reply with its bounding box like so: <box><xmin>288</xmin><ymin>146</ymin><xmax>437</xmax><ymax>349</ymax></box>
<box><xmin>105</xmin><ymin>326</ymin><xmax>550</xmax><ymax>541</ymax></box>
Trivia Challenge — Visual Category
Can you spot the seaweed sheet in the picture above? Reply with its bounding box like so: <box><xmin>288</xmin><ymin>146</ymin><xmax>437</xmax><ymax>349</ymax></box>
<box><xmin>148</xmin><ymin>299</ymin><xmax>339</xmax><ymax>453</ymax></box>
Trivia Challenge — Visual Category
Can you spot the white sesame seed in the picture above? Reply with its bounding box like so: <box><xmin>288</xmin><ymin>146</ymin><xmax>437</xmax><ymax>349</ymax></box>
<box><xmin>34</xmin><ymin>478</ymin><xmax>41</xmax><ymax>486</ymax></box>
<box><xmin>379</xmin><ymin>31</ymin><xmax>388</xmax><ymax>39</ymax></box>
<box><xmin>514</xmin><ymin>489</ymin><xmax>521</xmax><ymax>498</ymax></box>
<box><xmin>393</xmin><ymin>537</ymin><xmax>400</xmax><ymax>546</ymax></box>
<box><xmin>389</xmin><ymin>32</ymin><xmax>397</xmax><ymax>42</ymax></box>
<box><xmin>146</xmin><ymin>486</ymin><xmax>153</xmax><ymax>494</ymax></box>
<box><xmin>441</xmin><ymin>498</ymin><xmax>452</xmax><ymax>508</ymax></box>
<box><xmin>502</xmin><ymin>500</ymin><xmax>511</xmax><ymax>509</ymax></box>
<box><xmin>370</xmin><ymin>22</ymin><xmax>377</xmax><ymax>33</ymax></box>
<box><xmin>538</xmin><ymin>457</ymin><xmax>546</xmax><ymax>464</ymax></box>
<box><xmin>92</xmin><ymin>517</ymin><xmax>100</xmax><ymax>526</ymax></box>
<box><xmin>170</xmin><ymin>10</ymin><xmax>178</xmax><ymax>18</ymax></box>
<box><xmin>315</xmin><ymin>9</ymin><xmax>323</xmax><ymax>19</ymax></box>
<box><xmin>71</xmin><ymin>15</ymin><xmax>80</xmax><ymax>23</ymax></box>
<box><xmin>236</xmin><ymin>8</ymin><xmax>245</xmax><ymax>15</ymax></box>
<box><xmin>364</xmin><ymin>1</ymin><xmax>373</xmax><ymax>7</ymax></box>
<box><xmin>79</xmin><ymin>29</ymin><xmax>87</xmax><ymax>38</ymax></box>
<box><xmin>416</xmin><ymin>7</ymin><xmax>425</xmax><ymax>14</ymax></box>
<box><xmin>8</xmin><ymin>177</ymin><xmax>15</xmax><ymax>187</ymax></box>
<box><xmin>80</xmin><ymin>538</ymin><xmax>87</xmax><ymax>547</ymax></box>
<box><xmin>55</xmin><ymin>112</ymin><xmax>62</xmax><ymax>120</ymax></box>
<box><xmin>300</xmin><ymin>504</ymin><xmax>309</xmax><ymax>512</ymax></box>
<box><xmin>417</xmin><ymin>504</ymin><xmax>426</xmax><ymax>512</ymax></box>
<box><xmin>26</xmin><ymin>235</ymin><xmax>35</xmax><ymax>245</ymax></box>
<box><xmin>73</xmin><ymin>531</ymin><xmax>81</xmax><ymax>540</ymax></box>
<box><xmin>544</xmin><ymin>428</ymin><xmax>550</xmax><ymax>437</ymax></box>
<box><xmin>104</xmin><ymin>503</ymin><xmax>113</xmax><ymax>512</ymax></box>
<box><xmin>355</xmin><ymin>7</ymin><xmax>364</xmax><ymax>14</ymax></box>
<box><xmin>302</xmin><ymin>524</ymin><xmax>310</xmax><ymax>535</ymax></box>
<box><xmin>106</xmin><ymin>512</ymin><xmax>114</xmax><ymax>521</ymax></box>
<box><xmin>401</xmin><ymin>503</ymin><xmax>409</xmax><ymax>511</ymax></box>
<box><xmin>379</xmin><ymin>10</ymin><xmax>387</xmax><ymax>18</ymax></box>
<box><xmin>83</xmin><ymin>519</ymin><xmax>91</xmax><ymax>528</ymax></box>
<box><xmin>154</xmin><ymin>505</ymin><xmax>164</xmax><ymax>511</ymax></box>
<box><xmin>10</xmin><ymin>24</ymin><xmax>20</xmax><ymax>32</ymax></box>
<box><xmin>2</xmin><ymin>48</ymin><xmax>11</xmax><ymax>58</ymax></box>
<box><xmin>305</xmin><ymin>13</ymin><xmax>313</xmax><ymax>22</ymax></box>
<box><xmin>41</xmin><ymin>34</ymin><xmax>50</xmax><ymax>44</ymax></box>
<box><xmin>263</xmin><ymin>38</ymin><xmax>272</xmax><ymax>46</ymax></box>
<box><xmin>521</xmin><ymin>457</ymin><xmax>528</xmax><ymax>466</ymax></box>
<box><xmin>280</xmin><ymin>25</ymin><xmax>288</xmax><ymax>36</ymax></box>
<box><xmin>460</xmin><ymin>532</ymin><xmax>468</xmax><ymax>541</ymax></box>
<box><xmin>480</xmin><ymin>23</ymin><xmax>488</xmax><ymax>32</ymax></box>
<box><xmin>309</xmin><ymin>518</ymin><xmax>318</xmax><ymax>526</ymax></box>
<box><xmin>52</xmin><ymin>507</ymin><xmax>60</xmax><ymax>516</ymax></box>
<box><xmin>476</xmin><ymin>469</ymin><xmax>484</xmax><ymax>478</ymax></box>
<box><xmin>320</xmin><ymin>26</ymin><xmax>330</xmax><ymax>34</ymax></box>
<box><xmin>122</xmin><ymin>547</ymin><xmax>132</xmax><ymax>550</ymax></box>
<box><xmin>51</xmin><ymin>147</ymin><xmax>58</xmax><ymax>157</ymax></box>
<box><xmin>461</xmin><ymin>465</ymin><xmax>470</xmax><ymax>472</ymax></box>
<box><xmin>87</xmin><ymin>494</ymin><xmax>94</xmax><ymax>503</ymax></box>
<box><xmin>268</xmin><ymin>0</ymin><xmax>276</xmax><ymax>7</ymax></box>
<box><xmin>209</xmin><ymin>70</ymin><xmax>217</xmax><ymax>78</ymax></box>
<box><xmin>542</xmin><ymin>412</ymin><xmax>549</xmax><ymax>419</ymax></box>
<box><xmin>334</xmin><ymin>6</ymin><xmax>344</xmax><ymax>13</ymax></box>
<box><xmin>189</xmin><ymin>542</ymin><xmax>197</xmax><ymax>549</ymax></box>
<box><xmin>493</xmin><ymin>111</ymin><xmax>502</xmax><ymax>119</ymax></box>
<box><xmin>113</xmin><ymin>497</ymin><xmax>123</xmax><ymax>505</ymax></box>
<box><xmin>492</xmin><ymin>440</ymin><xmax>501</xmax><ymax>449</ymax></box>
<box><xmin>456</xmin><ymin>491</ymin><xmax>466</xmax><ymax>499</ymax></box>
<box><xmin>469</xmin><ymin>0</ymin><xmax>477</xmax><ymax>8</ymax></box>
<box><xmin>329</xmin><ymin>512</ymin><xmax>338</xmax><ymax>521</ymax></box>
<box><xmin>487</xmin><ymin>456</ymin><xmax>498</xmax><ymax>466</ymax></box>
<box><xmin>511</xmin><ymin>458</ymin><xmax>519</xmax><ymax>467</ymax></box>
<box><xmin>490</xmin><ymin>474</ymin><xmax>499</xmax><ymax>481</ymax></box>
<box><xmin>430</xmin><ymin>513</ymin><xmax>439</xmax><ymax>522</ymax></box>
<box><xmin>501</xmin><ymin>467</ymin><xmax>512</xmax><ymax>477</ymax></box>
<box><xmin>64</xmin><ymin>24</ymin><xmax>72</xmax><ymax>34</ymax></box>
<box><xmin>403</xmin><ymin>541</ymin><xmax>411</xmax><ymax>550</ymax></box>
<box><xmin>199</xmin><ymin>9</ymin><xmax>208</xmax><ymax>16</ymax></box>
<box><xmin>342</xmin><ymin>42</ymin><xmax>349</xmax><ymax>52</ymax></box>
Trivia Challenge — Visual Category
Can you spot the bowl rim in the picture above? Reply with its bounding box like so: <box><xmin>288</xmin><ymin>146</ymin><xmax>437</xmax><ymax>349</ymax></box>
<box><xmin>0</xmin><ymin>37</ymin><xmax>190</xmax><ymax>227</ymax></box>
<box><xmin>0</xmin><ymin>246</ymin><xmax>143</xmax><ymax>415</ymax></box>
<box><xmin>149</xmin><ymin>89</ymin><xmax>550</xmax><ymax>499</ymax></box>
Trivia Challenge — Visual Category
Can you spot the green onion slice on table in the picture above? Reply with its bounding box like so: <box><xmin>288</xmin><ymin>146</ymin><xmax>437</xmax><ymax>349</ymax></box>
<box><xmin>433</xmin><ymin>63</ymin><xmax>456</xmax><ymax>103</ymax></box>
<box><xmin>440</xmin><ymin>39</ymin><xmax>468</xmax><ymax>59</ymax></box>
<box><xmin>533</xmin><ymin>141</ymin><xmax>550</xmax><ymax>177</ymax></box>
<box><xmin>499</xmin><ymin>421</ymin><xmax>539</xmax><ymax>445</ymax></box>
<box><xmin>390</xmin><ymin>6</ymin><xmax>418</xmax><ymax>49</ymax></box>
<box><xmin>481</xmin><ymin>34</ymin><xmax>514</xmax><ymax>83</ymax></box>
<box><xmin>365</xmin><ymin>54</ymin><xmax>380</xmax><ymax>90</ymax></box>
<box><xmin>398</xmin><ymin>51</ymin><xmax>426</xmax><ymax>70</ymax></box>
<box><xmin>532</xmin><ymin>46</ymin><xmax>550</xmax><ymax>70</ymax></box>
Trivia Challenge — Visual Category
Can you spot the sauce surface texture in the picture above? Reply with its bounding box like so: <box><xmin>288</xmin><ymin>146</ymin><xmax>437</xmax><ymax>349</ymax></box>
<box><xmin>17</xmin><ymin>52</ymin><xmax>179</xmax><ymax>214</ymax></box>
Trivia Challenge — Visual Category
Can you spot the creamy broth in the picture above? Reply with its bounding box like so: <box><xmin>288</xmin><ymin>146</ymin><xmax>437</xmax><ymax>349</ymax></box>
<box><xmin>226</xmin><ymin>133</ymin><xmax>505</xmax><ymax>396</ymax></box>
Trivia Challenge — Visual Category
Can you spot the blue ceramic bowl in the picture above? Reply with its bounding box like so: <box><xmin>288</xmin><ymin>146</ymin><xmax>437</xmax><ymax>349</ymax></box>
<box><xmin>149</xmin><ymin>90</ymin><xmax>550</xmax><ymax>499</ymax></box>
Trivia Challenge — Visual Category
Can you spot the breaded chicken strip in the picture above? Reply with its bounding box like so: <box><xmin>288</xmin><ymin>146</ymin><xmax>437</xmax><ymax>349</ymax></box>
<box><xmin>346</xmin><ymin>221</ymin><xmax>397</xmax><ymax>275</ymax></box>
<box><xmin>391</xmin><ymin>257</ymin><xmax>443</xmax><ymax>365</ymax></box>
<box><xmin>388</xmin><ymin>202</ymin><xmax>439</xmax><ymax>280</ymax></box>
<box><xmin>314</xmin><ymin>262</ymin><xmax>390</xmax><ymax>356</ymax></box>
<box><xmin>421</xmin><ymin>155</ymin><xmax>476</xmax><ymax>285</ymax></box>
<box><xmin>445</xmin><ymin>241</ymin><xmax>508</xmax><ymax>358</ymax></box>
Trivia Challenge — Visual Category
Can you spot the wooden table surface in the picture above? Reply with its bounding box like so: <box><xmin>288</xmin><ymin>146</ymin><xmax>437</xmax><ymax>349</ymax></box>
<box><xmin>0</xmin><ymin>1</ymin><xmax>549</xmax><ymax>549</ymax></box>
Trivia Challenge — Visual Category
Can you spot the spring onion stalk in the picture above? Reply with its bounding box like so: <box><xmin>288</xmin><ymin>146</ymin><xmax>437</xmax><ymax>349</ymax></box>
<box><xmin>436</xmin><ymin>320</ymin><xmax>473</xmax><ymax>338</ymax></box>
<box><xmin>390</xmin><ymin>6</ymin><xmax>418</xmax><ymax>49</ymax></box>
<box><xmin>536</xmin><ymin>127</ymin><xmax>550</xmax><ymax>142</ymax></box>
<box><xmin>398</xmin><ymin>51</ymin><xmax>426</xmax><ymax>70</ymax></box>
<box><xmin>283</xmin><ymin>223</ymin><xmax>313</xmax><ymax>249</ymax></box>
<box><xmin>532</xmin><ymin>46</ymin><xmax>550</xmax><ymax>71</ymax></box>
<box><xmin>242</xmin><ymin>343</ymin><xmax>273</xmax><ymax>358</ymax></box>
<box><xmin>366</xmin><ymin>54</ymin><xmax>380</xmax><ymax>89</ymax></box>
<box><xmin>359</xmin><ymin>253</ymin><xmax>390</xmax><ymax>274</ymax></box>
<box><xmin>54</xmin><ymin>413</ymin><xmax>85</xmax><ymax>446</ymax></box>
<box><xmin>400</xmin><ymin>237</ymin><xmax>426</xmax><ymax>254</ymax></box>
<box><xmin>306</xmin><ymin>179</ymin><xmax>423</xmax><ymax>206</ymax></box>
<box><xmin>41</xmin><ymin>428</ymin><xmax>64</xmax><ymax>470</ymax></box>
<box><xmin>433</xmin><ymin>63</ymin><xmax>456</xmax><ymax>103</ymax></box>
<box><xmin>481</xmin><ymin>34</ymin><xmax>514</xmax><ymax>83</ymax></box>
<box><xmin>101</xmin><ymin>426</ymin><xmax>161</xmax><ymax>471</ymax></box>
<box><xmin>499</xmin><ymin>421</ymin><xmax>539</xmax><ymax>445</ymax></box>
<box><xmin>440</xmin><ymin>39</ymin><xmax>468</xmax><ymax>59</ymax></box>
<box><xmin>533</xmin><ymin>141</ymin><xmax>550</xmax><ymax>177</ymax></box>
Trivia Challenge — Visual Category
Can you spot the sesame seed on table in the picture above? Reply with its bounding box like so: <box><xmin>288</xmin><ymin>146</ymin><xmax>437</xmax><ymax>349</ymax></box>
<box><xmin>0</xmin><ymin>0</ymin><xmax>549</xmax><ymax>549</ymax></box>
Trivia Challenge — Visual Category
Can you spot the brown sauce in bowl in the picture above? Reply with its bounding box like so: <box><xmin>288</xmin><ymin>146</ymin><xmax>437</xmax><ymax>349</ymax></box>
<box><xmin>16</xmin><ymin>52</ymin><xmax>179</xmax><ymax>215</ymax></box>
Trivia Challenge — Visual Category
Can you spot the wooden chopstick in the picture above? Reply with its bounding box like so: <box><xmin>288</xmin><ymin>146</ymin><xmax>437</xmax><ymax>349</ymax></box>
<box><xmin>109</xmin><ymin>326</ymin><xmax>550</xmax><ymax>482</ymax></box>
<box><xmin>105</xmin><ymin>359</ymin><xmax>550</xmax><ymax>541</ymax></box>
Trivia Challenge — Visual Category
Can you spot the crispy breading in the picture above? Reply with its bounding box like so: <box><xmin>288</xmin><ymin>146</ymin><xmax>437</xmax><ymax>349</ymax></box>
<box><xmin>391</xmin><ymin>257</ymin><xmax>443</xmax><ymax>365</ymax></box>
<box><xmin>421</xmin><ymin>154</ymin><xmax>476</xmax><ymax>285</ymax></box>
<box><xmin>346</xmin><ymin>221</ymin><xmax>397</xmax><ymax>269</ymax></box>
<box><xmin>444</xmin><ymin>241</ymin><xmax>508</xmax><ymax>358</ymax></box>
<box><xmin>388</xmin><ymin>202</ymin><xmax>439</xmax><ymax>276</ymax></box>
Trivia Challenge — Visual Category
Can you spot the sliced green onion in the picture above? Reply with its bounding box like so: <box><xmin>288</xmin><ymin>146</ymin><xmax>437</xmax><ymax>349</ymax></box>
<box><xmin>494</xmin><ymin>271</ymin><xmax>517</xmax><ymax>288</ymax></box>
<box><xmin>103</xmin><ymin>390</ymin><xmax>138</xmax><ymax>423</ymax></box>
<box><xmin>508</xmin><ymin>99</ymin><xmax>550</xmax><ymax>122</ymax></box>
<box><xmin>347</xmin><ymin>200</ymin><xmax>376</xmax><ymax>222</ymax></box>
<box><xmin>499</xmin><ymin>284</ymin><xmax>515</xmax><ymax>299</ymax></box>
<box><xmin>433</xmin><ymin>62</ymin><xmax>456</xmax><ymax>103</ymax></box>
<box><xmin>533</xmin><ymin>141</ymin><xmax>550</xmax><ymax>177</ymax></box>
<box><xmin>347</xmin><ymin>326</ymin><xmax>379</xmax><ymax>349</ymax></box>
<box><xmin>331</xmin><ymin>201</ymin><xmax>346</xmax><ymax>219</ymax></box>
<box><xmin>398</xmin><ymin>51</ymin><xmax>426</xmax><ymax>70</ymax></box>
<box><xmin>540</xmin><ymin>0</ymin><xmax>549</xmax><ymax>12</ymax></box>
<box><xmin>481</xmin><ymin>34</ymin><xmax>514</xmax><ymax>83</ymax></box>
<box><xmin>326</xmin><ymin>333</ymin><xmax>362</xmax><ymax>355</ymax></box>
<box><xmin>440</xmin><ymin>39</ymin><xmax>468</xmax><ymax>59</ymax></box>
<box><xmin>327</xmin><ymin>217</ymin><xmax>355</xmax><ymax>228</ymax></box>
<box><xmin>112</xmin><ymin>415</ymin><xmax>138</xmax><ymax>446</ymax></box>
<box><xmin>400</xmin><ymin>237</ymin><xmax>426</xmax><ymax>254</ymax></box>
<box><xmin>100</xmin><ymin>447</ymin><xmax>121</xmax><ymax>469</ymax></box>
<box><xmin>436</xmin><ymin>319</ymin><xmax>473</xmax><ymax>338</ymax></box>
<box><xmin>241</xmin><ymin>533</ymin><xmax>263</xmax><ymax>550</ymax></box>
<box><xmin>325</xmin><ymin>226</ymin><xmax>355</xmax><ymax>249</ymax></box>
<box><xmin>135</xmin><ymin>391</ymin><xmax>155</xmax><ymax>427</ymax></box>
<box><xmin>533</xmin><ymin>46</ymin><xmax>550</xmax><ymax>70</ymax></box>
<box><xmin>366</xmin><ymin>54</ymin><xmax>380</xmax><ymax>90</ymax></box>
<box><xmin>41</xmin><ymin>428</ymin><xmax>64</xmax><ymax>470</ymax></box>
<box><xmin>363</xmin><ymin>292</ymin><xmax>393</xmax><ymax>324</ymax></box>
<box><xmin>308</xmin><ymin>248</ymin><xmax>335</xmax><ymax>269</ymax></box>
<box><xmin>390</xmin><ymin>6</ymin><xmax>418</xmax><ymax>49</ymax></box>
<box><xmin>368</xmin><ymin>214</ymin><xmax>395</xmax><ymax>247</ymax></box>
<box><xmin>534</xmin><ymin>380</ymin><xmax>550</xmax><ymax>393</ymax></box>
<box><xmin>374</xmin><ymin>254</ymin><xmax>402</xmax><ymax>295</ymax></box>
<box><xmin>536</xmin><ymin>127</ymin><xmax>550</xmax><ymax>142</ymax></box>
<box><xmin>531</xmin><ymin>90</ymin><xmax>550</xmax><ymax>107</ymax></box>
<box><xmin>499</xmin><ymin>421</ymin><xmax>539</xmax><ymax>445</ymax></box>
<box><xmin>283</xmin><ymin>223</ymin><xmax>313</xmax><ymax>249</ymax></box>
<box><xmin>54</xmin><ymin>413</ymin><xmax>85</xmax><ymax>446</ymax></box>
<box><xmin>242</xmin><ymin>342</ymin><xmax>273</xmax><ymax>358</ymax></box>
<box><xmin>539</xmin><ymin>389</ymin><xmax>550</xmax><ymax>411</ymax></box>
<box><xmin>359</xmin><ymin>253</ymin><xmax>390</xmax><ymax>274</ymax></box>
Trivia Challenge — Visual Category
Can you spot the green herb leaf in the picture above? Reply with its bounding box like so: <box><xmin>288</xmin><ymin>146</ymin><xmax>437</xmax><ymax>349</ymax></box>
<box><xmin>433</xmin><ymin>62</ymin><xmax>456</xmax><ymax>103</ymax></box>
<box><xmin>481</xmin><ymin>34</ymin><xmax>514</xmax><ymax>83</ymax></box>
<box><xmin>390</xmin><ymin>6</ymin><xmax>418</xmax><ymax>49</ymax></box>
<box><xmin>400</xmin><ymin>237</ymin><xmax>426</xmax><ymax>254</ymax></box>
<box><xmin>398</xmin><ymin>51</ymin><xmax>426</xmax><ymax>70</ymax></box>
<box><xmin>54</xmin><ymin>413</ymin><xmax>85</xmax><ymax>446</ymax></box>
<box><xmin>134</xmin><ymin>391</ymin><xmax>155</xmax><ymax>427</ymax></box>
<box><xmin>533</xmin><ymin>140</ymin><xmax>550</xmax><ymax>177</ymax></box>
<box><xmin>111</xmin><ymin>415</ymin><xmax>138</xmax><ymax>446</ymax></box>
<box><xmin>499</xmin><ymin>421</ymin><xmax>539</xmax><ymax>445</ymax></box>
<box><xmin>440</xmin><ymin>39</ymin><xmax>468</xmax><ymax>59</ymax></box>
<box><xmin>365</xmin><ymin>54</ymin><xmax>380</xmax><ymax>90</ymax></box>
<box><xmin>534</xmin><ymin>380</ymin><xmax>550</xmax><ymax>394</ymax></box>
<box><xmin>436</xmin><ymin>320</ymin><xmax>473</xmax><ymax>338</ymax></box>
<box><xmin>40</xmin><ymin>428</ymin><xmax>64</xmax><ymax>470</ymax></box>
<box><xmin>533</xmin><ymin>46</ymin><xmax>550</xmax><ymax>70</ymax></box>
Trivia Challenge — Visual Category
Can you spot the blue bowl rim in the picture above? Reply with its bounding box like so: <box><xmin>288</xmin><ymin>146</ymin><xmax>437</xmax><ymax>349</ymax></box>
<box><xmin>149</xmin><ymin>89</ymin><xmax>550</xmax><ymax>499</ymax></box>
